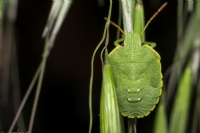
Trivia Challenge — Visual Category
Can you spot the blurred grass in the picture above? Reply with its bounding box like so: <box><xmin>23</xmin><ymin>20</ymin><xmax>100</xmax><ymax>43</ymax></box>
<box><xmin>169</xmin><ymin>65</ymin><xmax>192</xmax><ymax>133</ymax></box>
<box><xmin>155</xmin><ymin>1</ymin><xmax>200</xmax><ymax>133</ymax></box>
<box><xmin>4</xmin><ymin>2</ymin><xmax>73</xmax><ymax>133</ymax></box>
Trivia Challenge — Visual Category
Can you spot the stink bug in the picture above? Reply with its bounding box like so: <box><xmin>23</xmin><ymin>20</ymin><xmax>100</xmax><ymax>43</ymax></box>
<box><xmin>107</xmin><ymin>2</ymin><xmax>167</xmax><ymax>118</ymax></box>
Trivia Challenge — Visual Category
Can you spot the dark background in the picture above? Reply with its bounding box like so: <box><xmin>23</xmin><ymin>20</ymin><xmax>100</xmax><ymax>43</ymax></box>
<box><xmin>4</xmin><ymin>0</ymin><xmax>176</xmax><ymax>132</ymax></box>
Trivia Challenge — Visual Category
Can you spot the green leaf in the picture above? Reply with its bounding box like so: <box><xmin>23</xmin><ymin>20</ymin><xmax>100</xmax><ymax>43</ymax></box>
<box><xmin>133</xmin><ymin>1</ymin><xmax>145</xmax><ymax>41</ymax></box>
<box><xmin>153</xmin><ymin>91</ymin><xmax>168</xmax><ymax>133</ymax></box>
<box><xmin>100</xmin><ymin>62</ymin><xmax>125</xmax><ymax>133</ymax></box>
<box><xmin>169</xmin><ymin>66</ymin><xmax>192</xmax><ymax>133</ymax></box>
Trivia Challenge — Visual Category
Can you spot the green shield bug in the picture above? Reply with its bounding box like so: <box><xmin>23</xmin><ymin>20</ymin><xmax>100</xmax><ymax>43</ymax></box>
<box><xmin>107</xmin><ymin>3</ymin><xmax>167</xmax><ymax>118</ymax></box>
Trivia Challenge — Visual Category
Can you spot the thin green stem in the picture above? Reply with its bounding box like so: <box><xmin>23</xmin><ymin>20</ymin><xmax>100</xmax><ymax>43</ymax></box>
<box><xmin>88</xmin><ymin>0</ymin><xmax>112</xmax><ymax>132</ymax></box>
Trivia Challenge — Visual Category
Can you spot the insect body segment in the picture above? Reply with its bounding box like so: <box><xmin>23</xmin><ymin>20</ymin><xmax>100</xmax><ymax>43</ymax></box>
<box><xmin>108</xmin><ymin>33</ymin><xmax>162</xmax><ymax>118</ymax></box>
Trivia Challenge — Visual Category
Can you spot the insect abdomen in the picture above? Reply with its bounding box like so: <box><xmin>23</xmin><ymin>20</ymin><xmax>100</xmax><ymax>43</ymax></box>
<box><xmin>108</xmin><ymin>50</ymin><xmax>162</xmax><ymax>118</ymax></box>
<box><xmin>110</xmin><ymin>61</ymin><xmax>162</xmax><ymax>118</ymax></box>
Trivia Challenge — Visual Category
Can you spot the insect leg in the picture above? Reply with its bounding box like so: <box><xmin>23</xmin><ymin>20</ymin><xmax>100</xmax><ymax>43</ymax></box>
<box><xmin>143</xmin><ymin>41</ymin><xmax>156</xmax><ymax>48</ymax></box>
<box><xmin>114</xmin><ymin>37</ymin><xmax>125</xmax><ymax>46</ymax></box>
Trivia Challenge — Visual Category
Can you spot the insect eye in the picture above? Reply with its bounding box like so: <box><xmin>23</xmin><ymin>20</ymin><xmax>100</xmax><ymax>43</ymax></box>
<box><xmin>141</xmin><ymin>42</ymin><xmax>145</xmax><ymax>46</ymax></box>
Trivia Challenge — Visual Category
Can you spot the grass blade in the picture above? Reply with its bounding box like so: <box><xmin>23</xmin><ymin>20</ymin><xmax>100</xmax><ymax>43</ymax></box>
<box><xmin>169</xmin><ymin>65</ymin><xmax>192</xmax><ymax>133</ymax></box>
<box><xmin>153</xmin><ymin>91</ymin><xmax>167</xmax><ymax>133</ymax></box>
<box><xmin>100</xmin><ymin>62</ymin><xmax>125</xmax><ymax>133</ymax></box>
<box><xmin>121</xmin><ymin>0</ymin><xmax>134</xmax><ymax>33</ymax></box>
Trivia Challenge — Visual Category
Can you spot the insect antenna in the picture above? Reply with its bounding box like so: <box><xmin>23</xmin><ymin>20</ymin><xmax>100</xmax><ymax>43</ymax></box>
<box><xmin>104</xmin><ymin>17</ymin><xmax>125</xmax><ymax>36</ymax></box>
<box><xmin>140</xmin><ymin>2</ymin><xmax>168</xmax><ymax>35</ymax></box>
